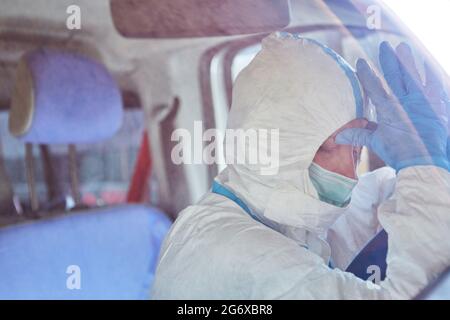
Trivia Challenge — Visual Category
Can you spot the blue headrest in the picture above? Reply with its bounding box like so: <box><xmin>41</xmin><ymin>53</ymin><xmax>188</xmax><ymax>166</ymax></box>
<box><xmin>9</xmin><ymin>49</ymin><xmax>123</xmax><ymax>144</ymax></box>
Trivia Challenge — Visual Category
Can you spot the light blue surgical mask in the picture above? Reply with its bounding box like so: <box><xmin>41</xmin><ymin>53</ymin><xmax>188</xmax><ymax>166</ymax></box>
<box><xmin>308</xmin><ymin>162</ymin><xmax>358</xmax><ymax>208</ymax></box>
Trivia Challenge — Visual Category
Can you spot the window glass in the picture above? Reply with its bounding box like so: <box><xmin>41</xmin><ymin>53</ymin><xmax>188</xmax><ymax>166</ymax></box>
<box><xmin>0</xmin><ymin>109</ymin><xmax>144</xmax><ymax>210</ymax></box>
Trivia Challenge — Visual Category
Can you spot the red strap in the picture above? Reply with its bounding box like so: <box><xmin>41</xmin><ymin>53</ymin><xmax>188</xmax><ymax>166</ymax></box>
<box><xmin>127</xmin><ymin>130</ymin><xmax>152</xmax><ymax>203</ymax></box>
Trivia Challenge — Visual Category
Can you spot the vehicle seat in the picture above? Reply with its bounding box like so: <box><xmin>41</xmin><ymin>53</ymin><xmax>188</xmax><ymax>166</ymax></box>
<box><xmin>0</xmin><ymin>49</ymin><xmax>171</xmax><ymax>299</ymax></box>
<box><xmin>345</xmin><ymin>230</ymin><xmax>388</xmax><ymax>282</ymax></box>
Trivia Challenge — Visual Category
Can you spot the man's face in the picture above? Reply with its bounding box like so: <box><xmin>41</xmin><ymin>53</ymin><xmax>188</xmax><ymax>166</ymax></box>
<box><xmin>312</xmin><ymin>118</ymin><xmax>369</xmax><ymax>179</ymax></box>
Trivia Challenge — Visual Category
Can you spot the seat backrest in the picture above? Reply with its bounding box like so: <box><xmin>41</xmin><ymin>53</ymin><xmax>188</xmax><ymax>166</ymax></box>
<box><xmin>0</xmin><ymin>205</ymin><xmax>171</xmax><ymax>299</ymax></box>
<box><xmin>345</xmin><ymin>229</ymin><xmax>388</xmax><ymax>282</ymax></box>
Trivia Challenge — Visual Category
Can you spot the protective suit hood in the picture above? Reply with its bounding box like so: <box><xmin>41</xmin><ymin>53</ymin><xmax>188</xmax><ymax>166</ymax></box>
<box><xmin>217</xmin><ymin>32</ymin><xmax>365</xmax><ymax>235</ymax></box>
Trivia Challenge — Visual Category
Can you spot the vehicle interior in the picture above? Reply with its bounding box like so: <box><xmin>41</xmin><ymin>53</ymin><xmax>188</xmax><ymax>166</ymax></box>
<box><xmin>0</xmin><ymin>0</ymin><xmax>448</xmax><ymax>299</ymax></box>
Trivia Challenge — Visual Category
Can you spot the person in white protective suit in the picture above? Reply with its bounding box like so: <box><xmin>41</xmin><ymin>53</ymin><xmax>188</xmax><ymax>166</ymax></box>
<box><xmin>152</xmin><ymin>32</ymin><xmax>450</xmax><ymax>299</ymax></box>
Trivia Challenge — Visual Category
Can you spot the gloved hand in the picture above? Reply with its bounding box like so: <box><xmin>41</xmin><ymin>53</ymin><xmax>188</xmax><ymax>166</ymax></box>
<box><xmin>336</xmin><ymin>42</ymin><xmax>449</xmax><ymax>172</ymax></box>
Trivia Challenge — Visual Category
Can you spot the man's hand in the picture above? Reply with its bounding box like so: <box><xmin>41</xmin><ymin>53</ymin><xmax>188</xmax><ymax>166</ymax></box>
<box><xmin>336</xmin><ymin>42</ymin><xmax>449</xmax><ymax>172</ymax></box>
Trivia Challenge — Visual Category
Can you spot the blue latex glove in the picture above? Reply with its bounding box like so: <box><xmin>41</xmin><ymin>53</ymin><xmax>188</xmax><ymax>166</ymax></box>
<box><xmin>336</xmin><ymin>42</ymin><xmax>449</xmax><ymax>172</ymax></box>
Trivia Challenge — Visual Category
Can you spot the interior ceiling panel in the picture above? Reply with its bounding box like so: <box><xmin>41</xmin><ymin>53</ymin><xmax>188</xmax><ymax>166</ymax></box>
<box><xmin>0</xmin><ymin>0</ymin><xmax>372</xmax><ymax>110</ymax></box>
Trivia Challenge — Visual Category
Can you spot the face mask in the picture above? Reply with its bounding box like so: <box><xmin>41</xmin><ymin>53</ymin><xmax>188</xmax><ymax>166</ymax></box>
<box><xmin>308</xmin><ymin>162</ymin><xmax>358</xmax><ymax>208</ymax></box>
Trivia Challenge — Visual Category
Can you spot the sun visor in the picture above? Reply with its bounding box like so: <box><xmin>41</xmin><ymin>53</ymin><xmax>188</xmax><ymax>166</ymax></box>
<box><xmin>110</xmin><ymin>0</ymin><xmax>290</xmax><ymax>38</ymax></box>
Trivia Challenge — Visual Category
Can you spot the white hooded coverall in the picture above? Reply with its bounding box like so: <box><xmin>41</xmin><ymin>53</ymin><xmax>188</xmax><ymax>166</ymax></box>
<box><xmin>152</xmin><ymin>33</ymin><xmax>450</xmax><ymax>299</ymax></box>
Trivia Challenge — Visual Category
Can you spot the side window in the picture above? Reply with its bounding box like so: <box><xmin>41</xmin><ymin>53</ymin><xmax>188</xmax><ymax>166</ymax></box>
<box><xmin>0</xmin><ymin>108</ymin><xmax>145</xmax><ymax>211</ymax></box>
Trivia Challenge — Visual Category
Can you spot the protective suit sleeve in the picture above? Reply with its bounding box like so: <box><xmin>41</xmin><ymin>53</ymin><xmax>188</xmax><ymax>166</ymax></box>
<box><xmin>376</xmin><ymin>166</ymin><xmax>450</xmax><ymax>298</ymax></box>
<box><xmin>249</xmin><ymin>166</ymin><xmax>450</xmax><ymax>299</ymax></box>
